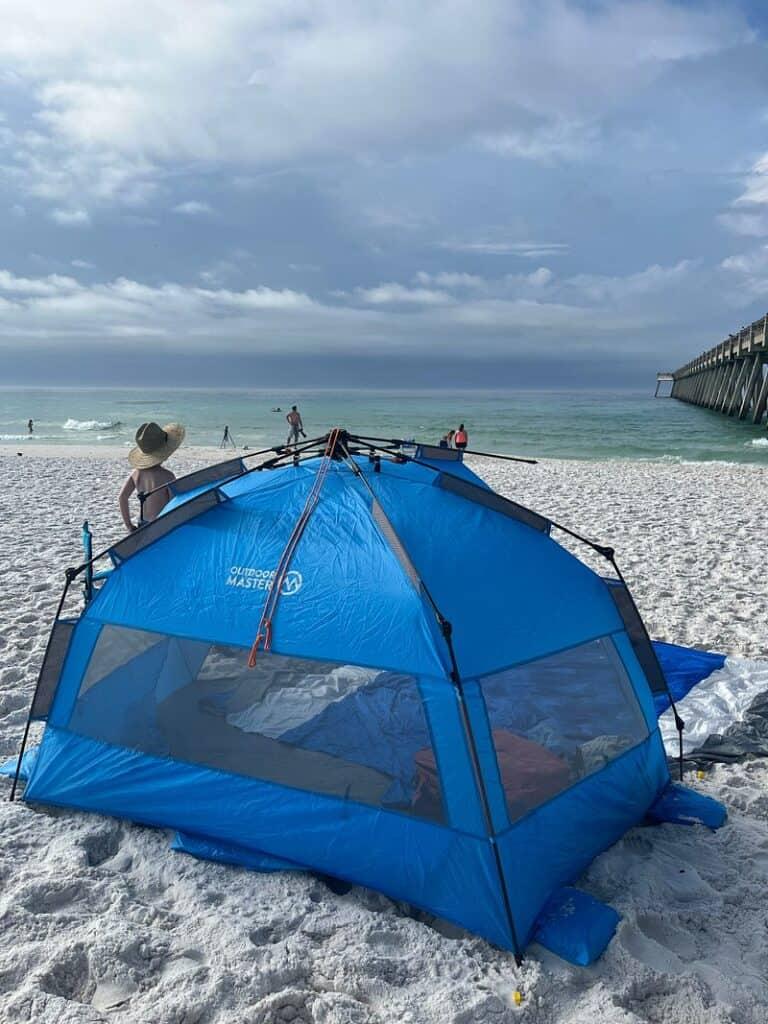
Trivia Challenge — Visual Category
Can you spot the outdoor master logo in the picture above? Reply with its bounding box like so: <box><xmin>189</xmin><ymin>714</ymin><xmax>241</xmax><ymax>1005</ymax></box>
<box><xmin>226</xmin><ymin>565</ymin><xmax>303</xmax><ymax>596</ymax></box>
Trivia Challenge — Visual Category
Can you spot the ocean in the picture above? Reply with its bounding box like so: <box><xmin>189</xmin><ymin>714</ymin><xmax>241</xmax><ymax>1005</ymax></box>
<box><xmin>1</xmin><ymin>386</ymin><xmax>767</xmax><ymax>463</ymax></box>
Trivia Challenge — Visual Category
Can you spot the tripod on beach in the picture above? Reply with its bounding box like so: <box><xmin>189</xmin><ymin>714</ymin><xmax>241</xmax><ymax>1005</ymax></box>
<box><xmin>220</xmin><ymin>425</ymin><xmax>236</xmax><ymax>449</ymax></box>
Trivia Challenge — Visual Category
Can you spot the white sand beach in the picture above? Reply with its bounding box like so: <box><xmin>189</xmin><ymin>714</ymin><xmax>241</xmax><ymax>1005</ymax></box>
<box><xmin>1</xmin><ymin>446</ymin><xmax>767</xmax><ymax>1023</ymax></box>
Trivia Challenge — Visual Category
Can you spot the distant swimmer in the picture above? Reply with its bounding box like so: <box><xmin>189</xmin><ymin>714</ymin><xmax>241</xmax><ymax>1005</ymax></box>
<box><xmin>286</xmin><ymin>405</ymin><xmax>305</xmax><ymax>446</ymax></box>
<box><xmin>119</xmin><ymin>421</ymin><xmax>185</xmax><ymax>531</ymax></box>
<box><xmin>27</xmin><ymin>419</ymin><xmax>33</xmax><ymax>434</ymax></box>
<box><xmin>271</xmin><ymin>407</ymin><xmax>282</xmax><ymax>412</ymax></box>
<box><xmin>454</xmin><ymin>424</ymin><xmax>468</xmax><ymax>450</ymax></box>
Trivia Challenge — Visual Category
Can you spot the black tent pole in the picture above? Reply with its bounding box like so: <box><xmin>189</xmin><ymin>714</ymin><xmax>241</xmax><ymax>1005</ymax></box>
<box><xmin>348</xmin><ymin>433</ymin><xmax>537</xmax><ymax>466</ymax></box>
<box><xmin>607</xmin><ymin>554</ymin><xmax>685</xmax><ymax>781</ymax></box>
<box><xmin>337</xmin><ymin>438</ymin><xmax>525</xmax><ymax>963</ymax></box>
<box><xmin>136</xmin><ymin>434</ymin><xmax>330</xmax><ymax>506</ymax></box>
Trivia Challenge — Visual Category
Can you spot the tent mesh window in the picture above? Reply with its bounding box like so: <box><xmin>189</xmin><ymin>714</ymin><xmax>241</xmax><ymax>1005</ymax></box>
<box><xmin>478</xmin><ymin>636</ymin><xmax>649</xmax><ymax>823</ymax></box>
<box><xmin>68</xmin><ymin>625</ymin><xmax>446</xmax><ymax>824</ymax></box>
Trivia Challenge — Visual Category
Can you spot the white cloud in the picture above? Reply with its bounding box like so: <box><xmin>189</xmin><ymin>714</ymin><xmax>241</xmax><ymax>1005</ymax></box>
<box><xmin>50</xmin><ymin>207</ymin><xmax>91</xmax><ymax>226</ymax></box>
<box><xmin>414</xmin><ymin>271</ymin><xmax>486</xmax><ymax>290</ymax></box>
<box><xmin>439</xmin><ymin>240</ymin><xmax>569</xmax><ymax>258</ymax></box>
<box><xmin>412</xmin><ymin>267</ymin><xmax>553</xmax><ymax>294</ymax></box>
<box><xmin>721</xmin><ymin>248</ymin><xmax>768</xmax><ymax>275</ymax></box>
<box><xmin>478</xmin><ymin>118</ymin><xmax>600</xmax><ymax>162</ymax></box>
<box><xmin>194</xmin><ymin>286</ymin><xmax>312</xmax><ymax>310</ymax></box>
<box><xmin>719</xmin><ymin>154</ymin><xmax>768</xmax><ymax>239</ymax></box>
<box><xmin>350</xmin><ymin>261</ymin><xmax>698</xmax><ymax>319</ymax></box>
<box><xmin>198</xmin><ymin>261</ymin><xmax>237</xmax><ymax>285</ymax></box>
<box><xmin>718</xmin><ymin>245</ymin><xmax>768</xmax><ymax>304</ymax></box>
<box><xmin>439</xmin><ymin>297</ymin><xmax>635</xmax><ymax>331</ymax></box>
<box><xmin>522</xmin><ymin>267</ymin><xmax>553</xmax><ymax>288</ymax></box>
<box><xmin>0</xmin><ymin>257</ymin><xmax>746</xmax><ymax>358</ymax></box>
<box><xmin>717</xmin><ymin>211</ymin><xmax>768</xmax><ymax>238</ymax></box>
<box><xmin>0</xmin><ymin>270</ymin><xmax>80</xmax><ymax>295</ymax></box>
<box><xmin>71</xmin><ymin>259</ymin><xmax>95</xmax><ymax>269</ymax></box>
<box><xmin>564</xmin><ymin>260</ymin><xmax>693</xmax><ymax>303</ymax></box>
<box><xmin>732</xmin><ymin>153</ymin><xmax>768</xmax><ymax>207</ymax></box>
<box><xmin>108</xmin><ymin>324</ymin><xmax>170</xmax><ymax>338</ymax></box>
<box><xmin>173</xmin><ymin>200</ymin><xmax>213</xmax><ymax>216</ymax></box>
<box><xmin>353</xmin><ymin>283</ymin><xmax>453</xmax><ymax>306</ymax></box>
<box><xmin>0</xmin><ymin>1</ymin><xmax>749</xmax><ymax>209</ymax></box>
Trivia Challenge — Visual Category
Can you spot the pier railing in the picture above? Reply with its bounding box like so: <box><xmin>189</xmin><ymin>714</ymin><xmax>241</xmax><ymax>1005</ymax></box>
<box><xmin>664</xmin><ymin>313</ymin><xmax>768</xmax><ymax>423</ymax></box>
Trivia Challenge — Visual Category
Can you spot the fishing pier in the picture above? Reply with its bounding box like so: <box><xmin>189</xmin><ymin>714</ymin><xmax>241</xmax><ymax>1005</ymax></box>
<box><xmin>662</xmin><ymin>313</ymin><xmax>768</xmax><ymax>423</ymax></box>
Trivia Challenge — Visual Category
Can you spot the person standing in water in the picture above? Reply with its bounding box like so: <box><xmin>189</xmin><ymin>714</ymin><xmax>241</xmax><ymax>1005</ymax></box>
<box><xmin>27</xmin><ymin>419</ymin><xmax>33</xmax><ymax>434</ymax></box>
<box><xmin>286</xmin><ymin>405</ymin><xmax>305</xmax><ymax>446</ymax></box>
<box><xmin>119</xmin><ymin>421</ymin><xmax>185</xmax><ymax>531</ymax></box>
<box><xmin>454</xmin><ymin>423</ymin><xmax>468</xmax><ymax>450</ymax></box>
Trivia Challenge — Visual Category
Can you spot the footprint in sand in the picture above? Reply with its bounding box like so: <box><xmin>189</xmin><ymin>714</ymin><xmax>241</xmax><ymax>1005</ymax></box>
<box><xmin>80</xmin><ymin>825</ymin><xmax>124</xmax><ymax>868</ymax></box>
<box><xmin>19</xmin><ymin>879</ymin><xmax>85</xmax><ymax>915</ymax></box>
<box><xmin>160</xmin><ymin>948</ymin><xmax>207</xmax><ymax>981</ymax></box>
<box><xmin>91</xmin><ymin>977</ymin><xmax>139</xmax><ymax>1011</ymax></box>
<box><xmin>249</xmin><ymin>988</ymin><xmax>315</xmax><ymax>1024</ymax></box>
<box><xmin>38</xmin><ymin>946</ymin><xmax>92</xmax><ymax>1004</ymax></box>
<box><xmin>249</xmin><ymin>925</ymin><xmax>284</xmax><ymax>946</ymax></box>
<box><xmin>364</xmin><ymin>929</ymin><xmax>402</xmax><ymax>954</ymax></box>
<box><xmin>634</xmin><ymin>913</ymin><xmax>698</xmax><ymax>962</ymax></box>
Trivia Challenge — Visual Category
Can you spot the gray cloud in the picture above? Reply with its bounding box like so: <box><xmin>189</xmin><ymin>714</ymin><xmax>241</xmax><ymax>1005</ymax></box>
<box><xmin>173</xmin><ymin>200</ymin><xmax>213</xmax><ymax>216</ymax></box>
<box><xmin>50</xmin><ymin>207</ymin><xmax>90</xmax><ymax>226</ymax></box>
<box><xmin>0</xmin><ymin>1</ymin><xmax>750</xmax><ymax>209</ymax></box>
<box><xmin>0</xmin><ymin>1</ymin><xmax>765</xmax><ymax>386</ymax></box>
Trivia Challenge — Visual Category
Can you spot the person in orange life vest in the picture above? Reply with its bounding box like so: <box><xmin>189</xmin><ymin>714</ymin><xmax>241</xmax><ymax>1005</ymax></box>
<box><xmin>454</xmin><ymin>424</ymin><xmax>468</xmax><ymax>449</ymax></box>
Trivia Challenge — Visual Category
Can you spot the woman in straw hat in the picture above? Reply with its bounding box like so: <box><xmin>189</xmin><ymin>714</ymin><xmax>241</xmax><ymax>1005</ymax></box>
<box><xmin>119</xmin><ymin>421</ymin><xmax>185</xmax><ymax>532</ymax></box>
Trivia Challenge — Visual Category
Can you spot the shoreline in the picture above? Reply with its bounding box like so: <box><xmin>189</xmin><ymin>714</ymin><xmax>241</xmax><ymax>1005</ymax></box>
<box><xmin>3</xmin><ymin>440</ymin><xmax>768</xmax><ymax>469</ymax></box>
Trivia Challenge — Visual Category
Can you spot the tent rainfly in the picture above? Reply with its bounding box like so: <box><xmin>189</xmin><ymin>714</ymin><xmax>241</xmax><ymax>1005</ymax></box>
<box><xmin>12</xmin><ymin>431</ymin><xmax>726</xmax><ymax>965</ymax></box>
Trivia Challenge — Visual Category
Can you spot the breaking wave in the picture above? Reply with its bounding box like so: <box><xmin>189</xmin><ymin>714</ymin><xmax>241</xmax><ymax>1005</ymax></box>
<box><xmin>747</xmin><ymin>437</ymin><xmax>768</xmax><ymax>447</ymax></box>
<box><xmin>63</xmin><ymin>418</ymin><xmax>122</xmax><ymax>431</ymax></box>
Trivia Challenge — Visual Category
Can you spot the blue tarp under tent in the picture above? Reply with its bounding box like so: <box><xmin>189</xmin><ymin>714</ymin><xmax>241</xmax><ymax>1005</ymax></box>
<box><xmin>9</xmin><ymin>431</ymin><xmax>726</xmax><ymax>966</ymax></box>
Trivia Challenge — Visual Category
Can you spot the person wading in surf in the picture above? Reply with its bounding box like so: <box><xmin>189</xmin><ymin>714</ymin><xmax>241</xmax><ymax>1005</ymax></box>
<box><xmin>119</xmin><ymin>421</ymin><xmax>185</xmax><ymax>531</ymax></box>
<box><xmin>286</xmin><ymin>406</ymin><xmax>305</xmax><ymax>446</ymax></box>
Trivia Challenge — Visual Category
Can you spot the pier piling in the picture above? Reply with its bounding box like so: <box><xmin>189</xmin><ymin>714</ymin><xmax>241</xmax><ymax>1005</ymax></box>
<box><xmin>663</xmin><ymin>313</ymin><xmax>768</xmax><ymax>425</ymax></box>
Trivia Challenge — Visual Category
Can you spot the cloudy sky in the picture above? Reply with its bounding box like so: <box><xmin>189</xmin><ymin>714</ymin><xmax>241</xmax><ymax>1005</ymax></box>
<box><xmin>2</xmin><ymin>0</ymin><xmax>768</xmax><ymax>387</ymax></box>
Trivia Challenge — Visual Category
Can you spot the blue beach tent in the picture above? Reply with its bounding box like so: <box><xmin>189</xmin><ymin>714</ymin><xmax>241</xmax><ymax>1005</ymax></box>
<box><xmin>14</xmin><ymin>432</ymin><xmax>725</xmax><ymax>964</ymax></box>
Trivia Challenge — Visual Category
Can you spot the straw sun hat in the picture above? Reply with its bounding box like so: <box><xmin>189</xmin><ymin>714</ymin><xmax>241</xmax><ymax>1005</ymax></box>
<box><xmin>128</xmin><ymin>421</ymin><xmax>185</xmax><ymax>469</ymax></box>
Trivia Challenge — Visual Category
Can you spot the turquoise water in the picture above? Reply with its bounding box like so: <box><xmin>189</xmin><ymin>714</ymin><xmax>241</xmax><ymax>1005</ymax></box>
<box><xmin>1</xmin><ymin>387</ymin><xmax>767</xmax><ymax>463</ymax></box>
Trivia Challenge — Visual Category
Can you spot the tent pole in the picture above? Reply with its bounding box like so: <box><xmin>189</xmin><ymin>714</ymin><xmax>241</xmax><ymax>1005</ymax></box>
<box><xmin>607</xmin><ymin>555</ymin><xmax>685</xmax><ymax>781</ymax></box>
<box><xmin>338</xmin><ymin>439</ymin><xmax>524</xmax><ymax>962</ymax></box>
<box><xmin>348</xmin><ymin>433</ymin><xmax>537</xmax><ymax>465</ymax></box>
<box><xmin>73</xmin><ymin>438</ymin><xmax>335</xmax><ymax>578</ymax></box>
<box><xmin>439</xmin><ymin>620</ymin><xmax>525</xmax><ymax>965</ymax></box>
<box><xmin>137</xmin><ymin>434</ymin><xmax>330</xmax><ymax>507</ymax></box>
<box><xmin>247</xmin><ymin>429</ymin><xmax>342</xmax><ymax>668</ymax></box>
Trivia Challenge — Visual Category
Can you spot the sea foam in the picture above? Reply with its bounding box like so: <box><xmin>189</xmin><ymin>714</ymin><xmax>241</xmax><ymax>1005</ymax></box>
<box><xmin>63</xmin><ymin>418</ymin><xmax>121</xmax><ymax>431</ymax></box>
